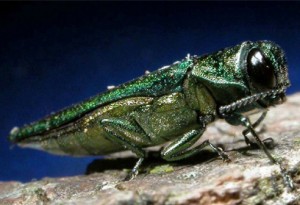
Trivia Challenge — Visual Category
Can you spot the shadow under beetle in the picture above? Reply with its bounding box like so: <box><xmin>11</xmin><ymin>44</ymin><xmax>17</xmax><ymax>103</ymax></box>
<box><xmin>9</xmin><ymin>41</ymin><xmax>294</xmax><ymax>189</ymax></box>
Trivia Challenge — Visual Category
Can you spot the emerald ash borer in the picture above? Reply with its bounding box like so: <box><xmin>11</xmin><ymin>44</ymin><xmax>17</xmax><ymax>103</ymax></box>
<box><xmin>8</xmin><ymin>41</ymin><xmax>294</xmax><ymax>189</ymax></box>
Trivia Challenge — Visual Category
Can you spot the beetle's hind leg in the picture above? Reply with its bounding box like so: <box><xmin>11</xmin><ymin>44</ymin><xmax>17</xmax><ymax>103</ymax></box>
<box><xmin>100</xmin><ymin>118</ymin><xmax>151</xmax><ymax>180</ymax></box>
<box><xmin>161</xmin><ymin>129</ymin><xmax>230</xmax><ymax>162</ymax></box>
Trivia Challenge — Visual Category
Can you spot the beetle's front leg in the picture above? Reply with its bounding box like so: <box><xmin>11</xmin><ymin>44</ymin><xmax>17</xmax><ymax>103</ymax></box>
<box><xmin>161</xmin><ymin>129</ymin><xmax>230</xmax><ymax>162</ymax></box>
<box><xmin>225</xmin><ymin>113</ymin><xmax>294</xmax><ymax>190</ymax></box>
<box><xmin>100</xmin><ymin>118</ymin><xmax>151</xmax><ymax>180</ymax></box>
<box><xmin>241</xmin><ymin>111</ymin><xmax>274</xmax><ymax>148</ymax></box>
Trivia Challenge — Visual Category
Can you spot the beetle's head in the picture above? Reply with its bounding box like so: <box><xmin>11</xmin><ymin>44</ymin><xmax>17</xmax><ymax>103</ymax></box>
<box><xmin>243</xmin><ymin>41</ymin><xmax>290</xmax><ymax>107</ymax></box>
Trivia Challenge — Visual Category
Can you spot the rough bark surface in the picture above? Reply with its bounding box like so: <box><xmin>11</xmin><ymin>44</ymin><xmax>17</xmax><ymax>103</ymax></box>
<box><xmin>1</xmin><ymin>93</ymin><xmax>300</xmax><ymax>205</ymax></box>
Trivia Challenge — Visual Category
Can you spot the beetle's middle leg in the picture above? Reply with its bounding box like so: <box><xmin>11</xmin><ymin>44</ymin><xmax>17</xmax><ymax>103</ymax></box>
<box><xmin>100</xmin><ymin>118</ymin><xmax>151</xmax><ymax>180</ymax></box>
<box><xmin>161</xmin><ymin>129</ymin><xmax>230</xmax><ymax>162</ymax></box>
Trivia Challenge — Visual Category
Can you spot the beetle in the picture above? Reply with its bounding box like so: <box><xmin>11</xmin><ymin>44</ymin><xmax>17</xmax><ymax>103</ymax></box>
<box><xmin>8</xmin><ymin>41</ymin><xmax>293</xmax><ymax>188</ymax></box>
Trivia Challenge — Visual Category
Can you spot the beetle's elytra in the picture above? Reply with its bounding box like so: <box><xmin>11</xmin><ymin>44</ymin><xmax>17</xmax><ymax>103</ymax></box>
<box><xmin>8</xmin><ymin>41</ymin><xmax>293</xmax><ymax>188</ymax></box>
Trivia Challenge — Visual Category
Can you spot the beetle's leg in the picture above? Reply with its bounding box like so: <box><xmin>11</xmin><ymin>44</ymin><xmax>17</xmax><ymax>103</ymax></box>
<box><xmin>241</xmin><ymin>116</ymin><xmax>294</xmax><ymax>189</ymax></box>
<box><xmin>100</xmin><ymin>118</ymin><xmax>151</xmax><ymax>180</ymax></box>
<box><xmin>101</xmin><ymin>118</ymin><xmax>151</xmax><ymax>144</ymax></box>
<box><xmin>161</xmin><ymin>129</ymin><xmax>230</xmax><ymax>162</ymax></box>
<box><xmin>225</xmin><ymin>113</ymin><xmax>294</xmax><ymax>190</ymax></box>
<box><xmin>242</xmin><ymin>111</ymin><xmax>270</xmax><ymax>146</ymax></box>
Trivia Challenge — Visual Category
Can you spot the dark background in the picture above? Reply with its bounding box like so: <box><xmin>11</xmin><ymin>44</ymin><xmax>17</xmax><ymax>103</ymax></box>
<box><xmin>1</xmin><ymin>2</ymin><xmax>299</xmax><ymax>182</ymax></box>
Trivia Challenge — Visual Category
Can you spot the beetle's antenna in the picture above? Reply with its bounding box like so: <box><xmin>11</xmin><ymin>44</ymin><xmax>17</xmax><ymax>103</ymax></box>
<box><xmin>218</xmin><ymin>88</ymin><xmax>286</xmax><ymax>117</ymax></box>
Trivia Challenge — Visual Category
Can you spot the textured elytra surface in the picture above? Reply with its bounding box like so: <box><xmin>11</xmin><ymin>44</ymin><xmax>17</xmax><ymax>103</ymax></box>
<box><xmin>1</xmin><ymin>93</ymin><xmax>300</xmax><ymax>205</ymax></box>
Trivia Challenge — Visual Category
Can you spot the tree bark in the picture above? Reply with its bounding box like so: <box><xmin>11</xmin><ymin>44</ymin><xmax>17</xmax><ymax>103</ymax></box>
<box><xmin>1</xmin><ymin>93</ymin><xmax>300</xmax><ymax>205</ymax></box>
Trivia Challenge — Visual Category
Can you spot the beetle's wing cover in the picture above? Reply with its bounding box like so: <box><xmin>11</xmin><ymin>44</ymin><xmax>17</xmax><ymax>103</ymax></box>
<box><xmin>10</xmin><ymin>60</ymin><xmax>192</xmax><ymax>142</ymax></box>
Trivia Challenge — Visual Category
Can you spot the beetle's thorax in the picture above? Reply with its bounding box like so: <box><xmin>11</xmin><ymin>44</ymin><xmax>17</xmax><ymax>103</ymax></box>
<box><xmin>183</xmin><ymin>73</ymin><xmax>217</xmax><ymax>124</ymax></box>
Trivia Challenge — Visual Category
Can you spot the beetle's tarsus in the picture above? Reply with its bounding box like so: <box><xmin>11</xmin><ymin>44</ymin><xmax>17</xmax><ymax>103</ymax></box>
<box><xmin>219</xmin><ymin>148</ymin><xmax>231</xmax><ymax>163</ymax></box>
<box><xmin>124</xmin><ymin>158</ymin><xmax>144</xmax><ymax>181</ymax></box>
<box><xmin>124</xmin><ymin>172</ymin><xmax>135</xmax><ymax>181</ymax></box>
<box><xmin>245</xmin><ymin>138</ymin><xmax>275</xmax><ymax>150</ymax></box>
<box><xmin>208</xmin><ymin>142</ymin><xmax>231</xmax><ymax>162</ymax></box>
<box><xmin>278</xmin><ymin>163</ymin><xmax>295</xmax><ymax>190</ymax></box>
<box><xmin>282</xmin><ymin>171</ymin><xmax>295</xmax><ymax>190</ymax></box>
<box><xmin>262</xmin><ymin>137</ymin><xmax>276</xmax><ymax>149</ymax></box>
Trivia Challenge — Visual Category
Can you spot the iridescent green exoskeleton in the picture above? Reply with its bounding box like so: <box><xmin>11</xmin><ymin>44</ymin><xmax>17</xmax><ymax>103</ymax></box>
<box><xmin>8</xmin><ymin>41</ymin><xmax>293</xmax><ymax>188</ymax></box>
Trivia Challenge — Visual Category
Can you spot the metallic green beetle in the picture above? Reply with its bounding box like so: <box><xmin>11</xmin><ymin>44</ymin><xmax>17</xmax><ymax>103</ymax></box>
<box><xmin>9</xmin><ymin>41</ymin><xmax>293</xmax><ymax>188</ymax></box>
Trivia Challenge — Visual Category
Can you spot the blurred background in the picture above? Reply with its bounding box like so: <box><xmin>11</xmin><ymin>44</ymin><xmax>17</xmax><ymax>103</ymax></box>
<box><xmin>1</xmin><ymin>2</ymin><xmax>299</xmax><ymax>182</ymax></box>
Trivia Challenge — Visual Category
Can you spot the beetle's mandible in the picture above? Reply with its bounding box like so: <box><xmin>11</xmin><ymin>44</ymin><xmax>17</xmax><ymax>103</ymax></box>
<box><xmin>8</xmin><ymin>41</ymin><xmax>293</xmax><ymax>188</ymax></box>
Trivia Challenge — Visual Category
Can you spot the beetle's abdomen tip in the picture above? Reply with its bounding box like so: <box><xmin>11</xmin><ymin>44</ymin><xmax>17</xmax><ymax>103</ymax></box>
<box><xmin>8</xmin><ymin>126</ymin><xmax>20</xmax><ymax>143</ymax></box>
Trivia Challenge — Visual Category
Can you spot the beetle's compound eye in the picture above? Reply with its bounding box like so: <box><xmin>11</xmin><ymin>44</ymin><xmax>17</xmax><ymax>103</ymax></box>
<box><xmin>247</xmin><ymin>48</ymin><xmax>277</xmax><ymax>90</ymax></box>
